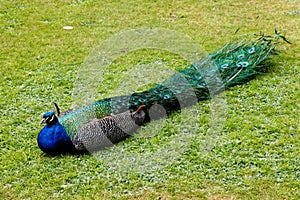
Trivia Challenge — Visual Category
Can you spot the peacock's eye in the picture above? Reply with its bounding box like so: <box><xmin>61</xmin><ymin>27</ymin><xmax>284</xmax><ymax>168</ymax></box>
<box><xmin>238</xmin><ymin>54</ymin><xmax>245</xmax><ymax>59</ymax></box>
<box><xmin>40</xmin><ymin>111</ymin><xmax>55</xmax><ymax>124</ymax></box>
<box><xmin>248</xmin><ymin>47</ymin><xmax>255</xmax><ymax>54</ymax></box>
<box><xmin>47</xmin><ymin>114</ymin><xmax>54</xmax><ymax>122</ymax></box>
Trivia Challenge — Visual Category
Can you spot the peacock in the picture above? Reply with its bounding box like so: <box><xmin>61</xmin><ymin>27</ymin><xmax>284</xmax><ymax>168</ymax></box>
<box><xmin>38</xmin><ymin>31</ymin><xmax>288</xmax><ymax>155</ymax></box>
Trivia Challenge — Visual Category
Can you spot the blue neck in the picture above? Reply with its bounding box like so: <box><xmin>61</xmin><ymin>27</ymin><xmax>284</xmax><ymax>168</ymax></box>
<box><xmin>37</xmin><ymin>119</ymin><xmax>76</xmax><ymax>155</ymax></box>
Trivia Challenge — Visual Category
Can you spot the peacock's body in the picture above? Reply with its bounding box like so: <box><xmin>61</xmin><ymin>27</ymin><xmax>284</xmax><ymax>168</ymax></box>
<box><xmin>38</xmin><ymin>32</ymin><xmax>286</xmax><ymax>155</ymax></box>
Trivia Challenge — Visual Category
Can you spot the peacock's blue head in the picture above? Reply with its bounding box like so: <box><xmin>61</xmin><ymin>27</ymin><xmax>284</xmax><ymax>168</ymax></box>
<box><xmin>40</xmin><ymin>111</ymin><xmax>58</xmax><ymax>125</ymax></box>
<box><xmin>38</xmin><ymin>104</ymin><xmax>76</xmax><ymax>155</ymax></box>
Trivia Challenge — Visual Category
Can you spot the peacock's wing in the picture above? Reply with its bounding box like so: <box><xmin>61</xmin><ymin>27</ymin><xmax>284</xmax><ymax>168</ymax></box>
<box><xmin>71</xmin><ymin>107</ymin><xmax>146</xmax><ymax>152</ymax></box>
<box><xmin>71</xmin><ymin>117</ymin><xmax>117</xmax><ymax>152</ymax></box>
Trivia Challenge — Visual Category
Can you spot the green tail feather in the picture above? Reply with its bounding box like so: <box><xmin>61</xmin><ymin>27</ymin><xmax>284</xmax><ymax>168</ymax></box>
<box><xmin>59</xmin><ymin>32</ymin><xmax>284</xmax><ymax>138</ymax></box>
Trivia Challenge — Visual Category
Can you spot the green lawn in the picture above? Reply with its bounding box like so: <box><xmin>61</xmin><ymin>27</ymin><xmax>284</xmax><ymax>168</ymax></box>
<box><xmin>1</xmin><ymin>0</ymin><xmax>299</xmax><ymax>199</ymax></box>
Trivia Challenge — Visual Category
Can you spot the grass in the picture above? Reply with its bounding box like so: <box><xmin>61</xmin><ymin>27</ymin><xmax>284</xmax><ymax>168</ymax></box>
<box><xmin>1</xmin><ymin>0</ymin><xmax>299</xmax><ymax>199</ymax></box>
